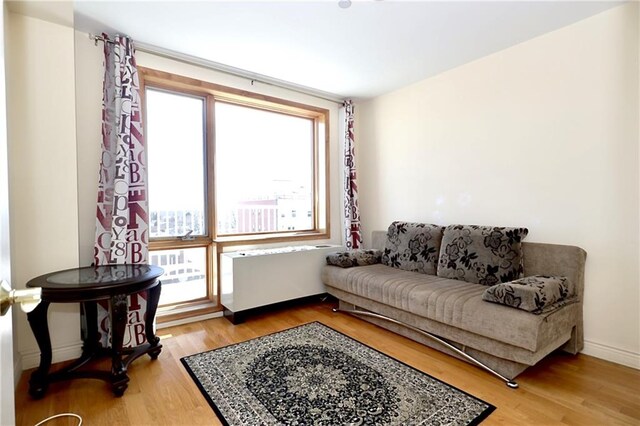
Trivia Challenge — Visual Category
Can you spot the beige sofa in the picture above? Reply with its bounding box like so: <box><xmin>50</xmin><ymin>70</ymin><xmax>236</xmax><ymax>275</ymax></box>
<box><xmin>322</xmin><ymin>227</ymin><xmax>587</xmax><ymax>388</ymax></box>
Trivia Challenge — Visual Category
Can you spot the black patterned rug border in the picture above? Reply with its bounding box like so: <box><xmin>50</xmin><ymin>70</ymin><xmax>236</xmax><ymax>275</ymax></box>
<box><xmin>181</xmin><ymin>321</ymin><xmax>496</xmax><ymax>425</ymax></box>
<box><xmin>180</xmin><ymin>354</ymin><xmax>231</xmax><ymax>426</ymax></box>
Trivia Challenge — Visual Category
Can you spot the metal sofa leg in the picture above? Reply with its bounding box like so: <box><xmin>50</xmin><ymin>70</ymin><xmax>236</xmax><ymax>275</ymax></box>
<box><xmin>333</xmin><ymin>307</ymin><xmax>519</xmax><ymax>389</ymax></box>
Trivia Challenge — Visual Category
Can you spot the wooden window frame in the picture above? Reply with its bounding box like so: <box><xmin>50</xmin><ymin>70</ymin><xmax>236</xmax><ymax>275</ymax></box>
<box><xmin>140</xmin><ymin>67</ymin><xmax>331</xmax><ymax>322</ymax></box>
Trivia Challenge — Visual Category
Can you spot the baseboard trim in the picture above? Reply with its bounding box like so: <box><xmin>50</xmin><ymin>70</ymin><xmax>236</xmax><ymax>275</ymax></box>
<box><xmin>18</xmin><ymin>311</ymin><xmax>224</xmax><ymax>371</ymax></box>
<box><xmin>18</xmin><ymin>311</ymin><xmax>223</xmax><ymax>372</ymax></box>
<box><xmin>22</xmin><ymin>317</ymin><xmax>636</xmax><ymax>373</ymax></box>
<box><xmin>582</xmin><ymin>340</ymin><xmax>640</xmax><ymax>370</ymax></box>
<box><xmin>19</xmin><ymin>341</ymin><xmax>83</xmax><ymax>370</ymax></box>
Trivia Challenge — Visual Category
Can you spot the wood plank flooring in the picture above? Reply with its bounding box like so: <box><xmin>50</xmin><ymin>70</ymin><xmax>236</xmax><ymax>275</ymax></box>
<box><xmin>14</xmin><ymin>301</ymin><xmax>640</xmax><ymax>425</ymax></box>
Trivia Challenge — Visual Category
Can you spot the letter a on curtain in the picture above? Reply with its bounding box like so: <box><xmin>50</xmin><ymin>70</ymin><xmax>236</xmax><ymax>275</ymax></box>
<box><xmin>93</xmin><ymin>34</ymin><xmax>150</xmax><ymax>349</ymax></box>
<box><xmin>343</xmin><ymin>100</ymin><xmax>362</xmax><ymax>249</ymax></box>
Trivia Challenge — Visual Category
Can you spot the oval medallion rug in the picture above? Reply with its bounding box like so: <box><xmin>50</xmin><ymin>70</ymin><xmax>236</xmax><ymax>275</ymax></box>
<box><xmin>181</xmin><ymin>322</ymin><xmax>495</xmax><ymax>425</ymax></box>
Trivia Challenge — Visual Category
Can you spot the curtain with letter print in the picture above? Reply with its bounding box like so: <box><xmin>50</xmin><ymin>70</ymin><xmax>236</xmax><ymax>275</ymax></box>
<box><xmin>343</xmin><ymin>100</ymin><xmax>362</xmax><ymax>249</ymax></box>
<box><xmin>92</xmin><ymin>34</ymin><xmax>150</xmax><ymax>349</ymax></box>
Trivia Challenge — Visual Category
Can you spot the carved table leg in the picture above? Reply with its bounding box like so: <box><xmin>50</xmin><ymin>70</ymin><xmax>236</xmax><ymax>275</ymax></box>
<box><xmin>110</xmin><ymin>294</ymin><xmax>130</xmax><ymax>397</ymax></box>
<box><xmin>145</xmin><ymin>282</ymin><xmax>162</xmax><ymax>359</ymax></box>
<box><xmin>82</xmin><ymin>301</ymin><xmax>100</xmax><ymax>354</ymax></box>
<box><xmin>27</xmin><ymin>301</ymin><xmax>51</xmax><ymax>399</ymax></box>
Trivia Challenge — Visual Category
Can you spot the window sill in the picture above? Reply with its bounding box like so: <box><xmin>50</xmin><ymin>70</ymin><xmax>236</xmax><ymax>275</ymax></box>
<box><xmin>214</xmin><ymin>230</ymin><xmax>329</xmax><ymax>247</ymax></box>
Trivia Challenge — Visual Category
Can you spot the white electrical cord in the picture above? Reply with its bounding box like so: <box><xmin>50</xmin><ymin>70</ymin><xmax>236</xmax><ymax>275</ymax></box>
<box><xmin>34</xmin><ymin>413</ymin><xmax>83</xmax><ymax>426</ymax></box>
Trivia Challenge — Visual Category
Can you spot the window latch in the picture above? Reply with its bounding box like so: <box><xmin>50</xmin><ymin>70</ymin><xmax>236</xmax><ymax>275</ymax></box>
<box><xmin>181</xmin><ymin>230</ymin><xmax>195</xmax><ymax>241</ymax></box>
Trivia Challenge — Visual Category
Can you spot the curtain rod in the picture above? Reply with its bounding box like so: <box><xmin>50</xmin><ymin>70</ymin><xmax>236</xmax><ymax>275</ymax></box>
<box><xmin>89</xmin><ymin>33</ymin><xmax>114</xmax><ymax>45</ymax></box>
<box><xmin>88</xmin><ymin>33</ymin><xmax>345</xmax><ymax>105</ymax></box>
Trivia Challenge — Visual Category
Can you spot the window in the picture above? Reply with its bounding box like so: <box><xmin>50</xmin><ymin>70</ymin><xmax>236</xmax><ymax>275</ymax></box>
<box><xmin>147</xmin><ymin>89</ymin><xmax>206</xmax><ymax>239</ymax></box>
<box><xmin>215</xmin><ymin>103</ymin><xmax>314</xmax><ymax>235</ymax></box>
<box><xmin>141</xmin><ymin>68</ymin><xmax>330</xmax><ymax>320</ymax></box>
<box><xmin>145</xmin><ymin>88</ymin><xmax>214</xmax><ymax>313</ymax></box>
<box><xmin>149</xmin><ymin>248</ymin><xmax>207</xmax><ymax>306</ymax></box>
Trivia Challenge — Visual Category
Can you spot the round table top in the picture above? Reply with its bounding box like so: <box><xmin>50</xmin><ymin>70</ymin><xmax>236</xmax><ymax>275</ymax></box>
<box><xmin>27</xmin><ymin>264</ymin><xmax>164</xmax><ymax>302</ymax></box>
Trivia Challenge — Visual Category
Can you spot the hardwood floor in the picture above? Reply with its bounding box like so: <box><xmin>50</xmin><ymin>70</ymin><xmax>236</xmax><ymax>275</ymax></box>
<box><xmin>15</xmin><ymin>301</ymin><xmax>640</xmax><ymax>425</ymax></box>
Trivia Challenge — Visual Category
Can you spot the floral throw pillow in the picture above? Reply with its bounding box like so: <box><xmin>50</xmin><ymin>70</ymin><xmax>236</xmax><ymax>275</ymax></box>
<box><xmin>437</xmin><ymin>224</ymin><xmax>528</xmax><ymax>285</ymax></box>
<box><xmin>482</xmin><ymin>275</ymin><xmax>573</xmax><ymax>314</ymax></box>
<box><xmin>326</xmin><ymin>249</ymin><xmax>382</xmax><ymax>268</ymax></box>
<box><xmin>381</xmin><ymin>221</ymin><xmax>444</xmax><ymax>275</ymax></box>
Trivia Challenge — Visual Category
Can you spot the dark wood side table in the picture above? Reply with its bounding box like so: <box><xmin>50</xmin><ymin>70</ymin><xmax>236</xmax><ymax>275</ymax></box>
<box><xmin>25</xmin><ymin>264</ymin><xmax>164</xmax><ymax>398</ymax></box>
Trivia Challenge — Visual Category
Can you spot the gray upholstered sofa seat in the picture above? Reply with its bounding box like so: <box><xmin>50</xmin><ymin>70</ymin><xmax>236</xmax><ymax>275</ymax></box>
<box><xmin>322</xmin><ymin>224</ymin><xmax>587</xmax><ymax>387</ymax></box>
<box><xmin>323</xmin><ymin>264</ymin><xmax>578</xmax><ymax>353</ymax></box>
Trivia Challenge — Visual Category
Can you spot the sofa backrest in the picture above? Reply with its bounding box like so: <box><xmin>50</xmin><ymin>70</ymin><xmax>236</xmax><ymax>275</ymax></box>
<box><xmin>371</xmin><ymin>230</ymin><xmax>587</xmax><ymax>302</ymax></box>
<box><xmin>437</xmin><ymin>224</ymin><xmax>529</xmax><ymax>285</ymax></box>
<box><xmin>380</xmin><ymin>221</ymin><xmax>444</xmax><ymax>275</ymax></box>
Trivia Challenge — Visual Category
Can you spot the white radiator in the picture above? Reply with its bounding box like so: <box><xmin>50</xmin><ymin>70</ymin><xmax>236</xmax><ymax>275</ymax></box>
<box><xmin>220</xmin><ymin>245</ymin><xmax>342</xmax><ymax>319</ymax></box>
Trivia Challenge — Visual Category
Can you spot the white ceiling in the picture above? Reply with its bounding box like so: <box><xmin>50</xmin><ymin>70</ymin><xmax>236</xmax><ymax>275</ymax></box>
<box><xmin>71</xmin><ymin>1</ymin><xmax>622</xmax><ymax>100</ymax></box>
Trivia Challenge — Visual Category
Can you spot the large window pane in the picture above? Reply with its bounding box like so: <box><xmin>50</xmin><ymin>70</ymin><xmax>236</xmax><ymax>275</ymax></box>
<box><xmin>147</xmin><ymin>89</ymin><xmax>206</xmax><ymax>238</ymax></box>
<box><xmin>151</xmin><ymin>248</ymin><xmax>207</xmax><ymax>306</ymax></box>
<box><xmin>215</xmin><ymin>102</ymin><xmax>314</xmax><ymax>235</ymax></box>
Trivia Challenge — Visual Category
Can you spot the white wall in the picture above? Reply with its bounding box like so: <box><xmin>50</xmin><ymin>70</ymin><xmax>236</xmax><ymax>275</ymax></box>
<box><xmin>357</xmin><ymin>3</ymin><xmax>639</xmax><ymax>368</ymax></box>
<box><xmin>5</xmin><ymin>13</ymin><xmax>81</xmax><ymax>369</ymax></box>
<box><xmin>74</xmin><ymin>30</ymin><xmax>102</xmax><ymax>268</ymax></box>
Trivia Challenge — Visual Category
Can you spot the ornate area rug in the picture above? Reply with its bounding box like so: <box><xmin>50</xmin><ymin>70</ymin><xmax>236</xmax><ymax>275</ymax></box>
<box><xmin>181</xmin><ymin>322</ymin><xmax>495</xmax><ymax>425</ymax></box>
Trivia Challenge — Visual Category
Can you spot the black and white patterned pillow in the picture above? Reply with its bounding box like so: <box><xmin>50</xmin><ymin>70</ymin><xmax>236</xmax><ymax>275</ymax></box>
<box><xmin>326</xmin><ymin>249</ymin><xmax>382</xmax><ymax>268</ymax></box>
<box><xmin>437</xmin><ymin>224</ymin><xmax>528</xmax><ymax>285</ymax></box>
<box><xmin>381</xmin><ymin>222</ymin><xmax>444</xmax><ymax>275</ymax></box>
<box><xmin>482</xmin><ymin>275</ymin><xmax>573</xmax><ymax>314</ymax></box>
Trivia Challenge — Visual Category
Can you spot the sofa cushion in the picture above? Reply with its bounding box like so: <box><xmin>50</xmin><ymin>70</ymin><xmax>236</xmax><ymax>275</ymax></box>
<box><xmin>437</xmin><ymin>225</ymin><xmax>528</xmax><ymax>285</ymax></box>
<box><xmin>381</xmin><ymin>221</ymin><xmax>444</xmax><ymax>275</ymax></box>
<box><xmin>326</xmin><ymin>249</ymin><xmax>382</xmax><ymax>268</ymax></box>
<box><xmin>321</xmin><ymin>263</ymin><xmax>577</xmax><ymax>352</ymax></box>
<box><xmin>482</xmin><ymin>275</ymin><xmax>572</xmax><ymax>314</ymax></box>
